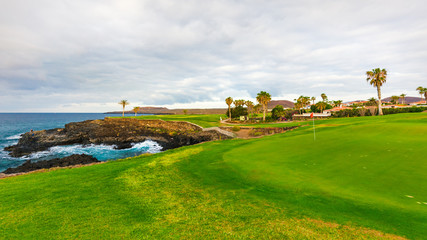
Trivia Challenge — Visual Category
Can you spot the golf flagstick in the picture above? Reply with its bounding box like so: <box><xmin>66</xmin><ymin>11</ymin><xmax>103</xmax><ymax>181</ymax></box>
<box><xmin>311</xmin><ymin>112</ymin><xmax>316</xmax><ymax>141</ymax></box>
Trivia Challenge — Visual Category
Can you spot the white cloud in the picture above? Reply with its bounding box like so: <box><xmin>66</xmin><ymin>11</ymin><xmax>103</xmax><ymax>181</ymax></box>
<box><xmin>0</xmin><ymin>0</ymin><xmax>426</xmax><ymax>112</ymax></box>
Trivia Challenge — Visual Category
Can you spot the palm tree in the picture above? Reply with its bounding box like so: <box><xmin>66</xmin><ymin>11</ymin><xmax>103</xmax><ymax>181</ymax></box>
<box><xmin>367</xmin><ymin>97</ymin><xmax>377</xmax><ymax>106</ymax></box>
<box><xmin>234</xmin><ymin>99</ymin><xmax>246</xmax><ymax>107</ymax></box>
<box><xmin>295</xmin><ymin>101</ymin><xmax>303</xmax><ymax>114</ymax></box>
<box><xmin>320</xmin><ymin>93</ymin><xmax>328</xmax><ymax>102</ymax></box>
<box><xmin>391</xmin><ymin>95</ymin><xmax>399</xmax><ymax>105</ymax></box>
<box><xmin>302</xmin><ymin>96</ymin><xmax>311</xmax><ymax>108</ymax></box>
<box><xmin>133</xmin><ymin>106</ymin><xmax>140</xmax><ymax>117</ymax></box>
<box><xmin>225</xmin><ymin>97</ymin><xmax>233</xmax><ymax>119</ymax></box>
<box><xmin>400</xmin><ymin>94</ymin><xmax>406</xmax><ymax>105</ymax></box>
<box><xmin>256</xmin><ymin>91</ymin><xmax>272</xmax><ymax>121</ymax></box>
<box><xmin>311</xmin><ymin>96</ymin><xmax>316</xmax><ymax>105</ymax></box>
<box><xmin>118</xmin><ymin>100</ymin><xmax>130</xmax><ymax>117</ymax></box>
<box><xmin>316</xmin><ymin>102</ymin><xmax>327</xmax><ymax>113</ymax></box>
<box><xmin>424</xmin><ymin>88</ymin><xmax>427</xmax><ymax>102</ymax></box>
<box><xmin>416</xmin><ymin>86</ymin><xmax>425</xmax><ymax>102</ymax></box>
<box><xmin>245</xmin><ymin>100</ymin><xmax>254</xmax><ymax>117</ymax></box>
<box><xmin>253</xmin><ymin>104</ymin><xmax>262</xmax><ymax>115</ymax></box>
<box><xmin>366</xmin><ymin>68</ymin><xmax>387</xmax><ymax>115</ymax></box>
<box><xmin>336</xmin><ymin>100</ymin><xmax>343</xmax><ymax>108</ymax></box>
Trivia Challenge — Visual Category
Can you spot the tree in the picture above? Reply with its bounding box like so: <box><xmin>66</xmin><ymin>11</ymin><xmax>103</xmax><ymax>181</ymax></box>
<box><xmin>416</xmin><ymin>86</ymin><xmax>427</xmax><ymax>103</ymax></box>
<box><xmin>253</xmin><ymin>104</ymin><xmax>262</xmax><ymax>114</ymax></box>
<box><xmin>336</xmin><ymin>100</ymin><xmax>343</xmax><ymax>108</ymax></box>
<box><xmin>391</xmin><ymin>95</ymin><xmax>399</xmax><ymax>105</ymax></box>
<box><xmin>311</xmin><ymin>96</ymin><xmax>316</xmax><ymax>105</ymax></box>
<box><xmin>301</xmin><ymin>96</ymin><xmax>311</xmax><ymax>108</ymax></box>
<box><xmin>225</xmin><ymin>106</ymin><xmax>247</xmax><ymax>119</ymax></box>
<box><xmin>271</xmin><ymin>105</ymin><xmax>285</xmax><ymax>119</ymax></box>
<box><xmin>400</xmin><ymin>94</ymin><xmax>406</xmax><ymax>105</ymax></box>
<box><xmin>119</xmin><ymin>100</ymin><xmax>130</xmax><ymax>117</ymax></box>
<box><xmin>245</xmin><ymin>100</ymin><xmax>254</xmax><ymax>117</ymax></box>
<box><xmin>256</xmin><ymin>91</ymin><xmax>272</xmax><ymax>121</ymax></box>
<box><xmin>233</xmin><ymin>99</ymin><xmax>246</xmax><ymax>107</ymax></box>
<box><xmin>294</xmin><ymin>100</ymin><xmax>302</xmax><ymax>114</ymax></box>
<box><xmin>183</xmin><ymin>109</ymin><xmax>188</xmax><ymax>115</ymax></box>
<box><xmin>366</xmin><ymin>97</ymin><xmax>378</xmax><ymax>106</ymax></box>
<box><xmin>316</xmin><ymin>102</ymin><xmax>327</xmax><ymax>113</ymax></box>
<box><xmin>366</xmin><ymin>68</ymin><xmax>387</xmax><ymax>115</ymax></box>
<box><xmin>225</xmin><ymin>97</ymin><xmax>233</xmax><ymax>119</ymax></box>
<box><xmin>133</xmin><ymin>107</ymin><xmax>140</xmax><ymax>117</ymax></box>
<box><xmin>321</xmin><ymin>93</ymin><xmax>328</xmax><ymax>102</ymax></box>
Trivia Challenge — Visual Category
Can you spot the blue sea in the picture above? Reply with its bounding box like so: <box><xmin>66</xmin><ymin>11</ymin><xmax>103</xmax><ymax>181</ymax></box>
<box><xmin>0</xmin><ymin>113</ymin><xmax>162</xmax><ymax>172</ymax></box>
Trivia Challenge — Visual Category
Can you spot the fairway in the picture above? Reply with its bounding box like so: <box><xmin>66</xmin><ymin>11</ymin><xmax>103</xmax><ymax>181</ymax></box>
<box><xmin>0</xmin><ymin>113</ymin><xmax>426</xmax><ymax>239</ymax></box>
<box><xmin>135</xmin><ymin>114</ymin><xmax>223</xmax><ymax>128</ymax></box>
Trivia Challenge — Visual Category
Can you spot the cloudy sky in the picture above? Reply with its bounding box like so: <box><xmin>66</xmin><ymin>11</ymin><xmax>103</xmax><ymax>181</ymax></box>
<box><xmin>1</xmin><ymin>0</ymin><xmax>426</xmax><ymax>112</ymax></box>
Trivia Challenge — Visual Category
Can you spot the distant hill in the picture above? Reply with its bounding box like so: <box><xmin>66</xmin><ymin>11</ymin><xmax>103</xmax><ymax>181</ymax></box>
<box><xmin>268</xmin><ymin>100</ymin><xmax>294</xmax><ymax>109</ymax></box>
<box><xmin>106</xmin><ymin>107</ymin><xmax>226</xmax><ymax>115</ymax></box>
<box><xmin>382</xmin><ymin>96</ymin><xmax>423</xmax><ymax>104</ymax></box>
<box><xmin>107</xmin><ymin>100</ymin><xmax>296</xmax><ymax>115</ymax></box>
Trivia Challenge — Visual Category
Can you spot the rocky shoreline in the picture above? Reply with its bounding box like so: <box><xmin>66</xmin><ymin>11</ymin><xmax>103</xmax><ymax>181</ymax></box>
<box><xmin>4</xmin><ymin>118</ymin><xmax>232</xmax><ymax>158</ymax></box>
<box><xmin>2</xmin><ymin>154</ymin><xmax>100</xmax><ymax>174</ymax></box>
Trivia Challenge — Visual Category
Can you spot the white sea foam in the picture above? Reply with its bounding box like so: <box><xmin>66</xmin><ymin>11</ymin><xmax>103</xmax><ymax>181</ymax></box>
<box><xmin>22</xmin><ymin>140</ymin><xmax>163</xmax><ymax>161</ymax></box>
<box><xmin>5</xmin><ymin>133</ymin><xmax>24</xmax><ymax>140</ymax></box>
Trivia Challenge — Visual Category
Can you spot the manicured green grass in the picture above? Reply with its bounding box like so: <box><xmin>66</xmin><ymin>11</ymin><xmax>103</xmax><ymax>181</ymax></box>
<box><xmin>134</xmin><ymin>114</ymin><xmax>224</xmax><ymax>128</ymax></box>
<box><xmin>1</xmin><ymin>113</ymin><xmax>426</xmax><ymax>239</ymax></box>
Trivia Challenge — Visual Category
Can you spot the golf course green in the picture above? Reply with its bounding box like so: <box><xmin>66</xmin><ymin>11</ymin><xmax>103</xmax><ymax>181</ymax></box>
<box><xmin>0</xmin><ymin>113</ymin><xmax>426</xmax><ymax>239</ymax></box>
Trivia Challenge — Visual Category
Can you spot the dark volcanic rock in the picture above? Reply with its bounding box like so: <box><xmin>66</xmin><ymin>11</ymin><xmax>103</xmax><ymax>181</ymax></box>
<box><xmin>2</xmin><ymin>154</ymin><xmax>100</xmax><ymax>174</ymax></box>
<box><xmin>4</xmin><ymin>118</ymin><xmax>231</xmax><ymax>157</ymax></box>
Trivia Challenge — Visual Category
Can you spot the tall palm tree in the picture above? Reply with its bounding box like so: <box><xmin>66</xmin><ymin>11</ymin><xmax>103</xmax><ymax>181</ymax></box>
<box><xmin>253</xmin><ymin>104</ymin><xmax>262</xmax><ymax>114</ymax></box>
<box><xmin>336</xmin><ymin>100</ymin><xmax>343</xmax><ymax>108</ymax></box>
<box><xmin>391</xmin><ymin>95</ymin><xmax>399</xmax><ymax>105</ymax></box>
<box><xmin>302</xmin><ymin>96</ymin><xmax>311</xmax><ymax>108</ymax></box>
<box><xmin>225</xmin><ymin>97</ymin><xmax>233</xmax><ymax>119</ymax></box>
<box><xmin>245</xmin><ymin>100</ymin><xmax>254</xmax><ymax>117</ymax></box>
<box><xmin>294</xmin><ymin>101</ymin><xmax>302</xmax><ymax>114</ymax></box>
<box><xmin>256</xmin><ymin>91</ymin><xmax>272</xmax><ymax>121</ymax></box>
<box><xmin>118</xmin><ymin>100</ymin><xmax>130</xmax><ymax>117</ymax></box>
<box><xmin>366</xmin><ymin>68</ymin><xmax>387</xmax><ymax>115</ymax></box>
<box><xmin>416</xmin><ymin>86</ymin><xmax>425</xmax><ymax>102</ymax></box>
<box><xmin>311</xmin><ymin>96</ymin><xmax>316</xmax><ymax>105</ymax></box>
<box><xmin>133</xmin><ymin>107</ymin><xmax>140</xmax><ymax>117</ymax></box>
<box><xmin>400</xmin><ymin>94</ymin><xmax>406</xmax><ymax>105</ymax></box>
<box><xmin>320</xmin><ymin>93</ymin><xmax>328</xmax><ymax>102</ymax></box>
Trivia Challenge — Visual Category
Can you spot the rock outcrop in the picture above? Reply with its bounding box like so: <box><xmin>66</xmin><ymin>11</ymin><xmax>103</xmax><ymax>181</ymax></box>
<box><xmin>2</xmin><ymin>154</ymin><xmax>100</xmax><ymax>174</ymax></box>
<box><xmin>4</xmin><ymin>118</ymin><xmax>231</xmax><ymax>157</ymax></box>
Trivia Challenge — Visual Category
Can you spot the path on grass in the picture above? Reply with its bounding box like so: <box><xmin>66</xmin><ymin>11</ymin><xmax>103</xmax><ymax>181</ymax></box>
<box><xmin>203</xmin><ymin>127</ymin><xmax>236</xmax><ymax>138</ymax></box>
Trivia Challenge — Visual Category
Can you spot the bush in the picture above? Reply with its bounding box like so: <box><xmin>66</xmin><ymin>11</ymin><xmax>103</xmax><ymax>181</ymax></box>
<box><xmin>382</xmin><ymin>106</ymin><xmax>426</xmax><ymax>115</ymax></box>
<box><xmin>332</xmin><ymin>106</ymin><xmax>427</xmax><ymax>118</ymax></box>
<box><xmin>249</xmin><ymin>130</ymin><xmax>263</xmax><ymax>136</ymax></box>
<box><xmin>232</xmin><ymin>126</ymin><xmax>241</xmax><ymax>132</ymax></box>
<box><xmin>271</xmin><ymin>105</ymin><xmax>285</xmax><ymax>119</ymax></box>
<box><xmin>311</xmin><ymin>103</ymin><xmax>333</xmax><ymax>113</ymax></box>
<box><xmin>225</xmin><ymin>106</ymin><xmax>248</xmax><ymax>119</ymax></box>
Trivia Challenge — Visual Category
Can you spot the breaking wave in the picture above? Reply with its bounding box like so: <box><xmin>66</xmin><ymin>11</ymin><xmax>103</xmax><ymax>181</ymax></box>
<box><xmin>23</xmin><ymin>140</ymin><xmax>163</xmax><ymax>161</ymax></box>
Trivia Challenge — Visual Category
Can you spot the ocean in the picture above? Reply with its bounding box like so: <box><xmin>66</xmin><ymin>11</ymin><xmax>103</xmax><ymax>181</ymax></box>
<box><xmin>0</xmin><ymin>113</ymin><xmax>162</xmax><ymax>172</ymax></box>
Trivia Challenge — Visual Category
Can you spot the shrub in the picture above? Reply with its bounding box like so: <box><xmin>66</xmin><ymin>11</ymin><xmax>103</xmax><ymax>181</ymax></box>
<box><xmin>332</xmin><ymin>106</ymin><xmax>427</xmax><ymax>118</ymax></box>
<box><xmin>225</xmin><ymin>106</ymin><xmax>248</xmax><ymax>119</ymax></box>
<box><xmin>232</xmin><ymin>126</ymin><xmax>241</xmax><ymax>132</ymax></box>
<box><xmin>271</xmin><ymin>105</ymin><xmax>285</xmax><ymax>119</ymax></box>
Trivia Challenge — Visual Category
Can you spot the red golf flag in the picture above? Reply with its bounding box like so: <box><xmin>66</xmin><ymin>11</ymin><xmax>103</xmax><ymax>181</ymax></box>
<box><xmin>310</xmin><ymin>112</ymin><xmax>314</xmax><ymax>118</ymax></box>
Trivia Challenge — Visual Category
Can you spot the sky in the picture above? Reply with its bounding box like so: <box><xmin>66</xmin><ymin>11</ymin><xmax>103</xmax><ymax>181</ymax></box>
<box><xmin>1</xmin><ymin>0</ymin><xmax>426</xmax><ymax>112</ymax></box>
